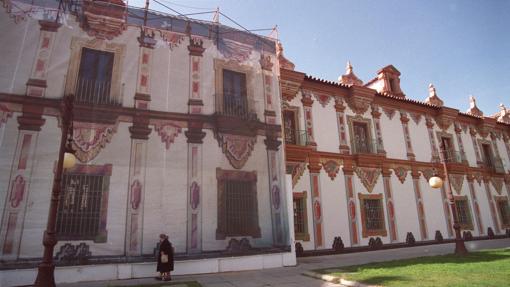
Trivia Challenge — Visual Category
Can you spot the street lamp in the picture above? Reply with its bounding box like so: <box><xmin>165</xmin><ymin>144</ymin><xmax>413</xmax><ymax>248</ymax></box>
<box><xmin>428</xmin><ymin>147</ymin><xmax>468</xmax><ymax>256</ymax></box>
<box><xmin>34</xmin><ymin>94</ymin><xmax>76</xmax><ymax>287</ymax></box>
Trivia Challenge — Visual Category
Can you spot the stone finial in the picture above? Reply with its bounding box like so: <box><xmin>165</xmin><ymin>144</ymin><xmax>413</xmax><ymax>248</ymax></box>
<box><xmin>338</xmin><ymin>61</ymin><xmax>363</xmax><ymax>86</ymax></box>
<box><xmin>424</xmin><ymin>83</ymin><xmax>443</xmax><ymax>107</ymax></box>
<box><xmin>497</xmin><ymin>103</ymin><xmax>510</xmax><ymax>123</ymax></box>
<box><xmin>466</xmin><ymin>95</ymin><xmax>483</xmax><ymax>117</ymax></box>
<box><xmin>276</xmin><ymin>41</ymin><xmax>295</xmax><ymax>70</ymax></box>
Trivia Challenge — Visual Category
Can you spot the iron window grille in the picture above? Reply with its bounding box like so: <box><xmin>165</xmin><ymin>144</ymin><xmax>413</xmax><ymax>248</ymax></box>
<box><xmin>454</xmin><ymin>197</ymin><xmax>473</xmax><ymax>230</ymax></box>
<box><xmin>222</xmin><ymin>69</ymin><xmax>249</xmax><ymax>117</ymax></box>
<box><xmin>223</xmin><ymin>180</ymin><xmax>257</xmax><ymax>236</ymax></box>
<box><xmin>363</xmin><ymin>199</ymin><xmax>385</xmax><ymax>231</ymax></box>
<box><xmin>56</xmin><ymin>173</ymin><xmax>109</xmax><ymax>241</ymax></box>
<box><xmin>292</xmin><ymin>193</ymin><xmax>309</xmax><ymax>241</ymax></box>
<box><xmin>497</xmin><ymin>200</ymin><xmax>510</xmax><ymax>227</ymax></box>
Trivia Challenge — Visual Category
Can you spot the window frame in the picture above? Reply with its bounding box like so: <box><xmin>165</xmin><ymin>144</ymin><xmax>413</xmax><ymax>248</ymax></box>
<box><xmin>214</xmin><ymin>59</ymin><xmax>255</xmax><ymax>116</ymax></box>
<box><xmin>454</xmin><ymin>196</ymin><xmax>474</xmax><ymax>230</ymax></box>
<box><xmin>358</xmin><ymin>193</ymin><xmax>387</xmax><ymax>238</ymax></box>
<box><xmin>293</xmin><ymin>191</ymin><xmax>310</xmax><ymax>241</ymax></box>
<box><xmin>216</xmin><ymin>168</ymin><xmax>260</xmax><ymax>240</ymax></box>
<box><xmin>495</xmin><ymin>196</ymin><xmax>510</xmax><ymax>229</ymax></box>
<box><xmin>347</xmin><ymin>115</ymin><xmax>375</xmax><ymax>154</ymax></box>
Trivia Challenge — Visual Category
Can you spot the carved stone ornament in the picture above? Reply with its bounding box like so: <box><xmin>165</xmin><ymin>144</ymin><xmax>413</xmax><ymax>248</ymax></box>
<box><xmin>321</xmin><ymin>158</ymin><xmax>342</xmax><ymax>180</ymax></box>
<box><xmin>435</xmin><ymin>107</ymin><xmax>458</xmax><ymax>131</ymax></box>
<box><xmin>382</xmin><ymin>107</ymin><xmax>396</xmax><ymax>120</ymax></box>
<box><xmin>217</xmin><ymin>133</ymin><xmax>256</xmax><ymax>169</ymax></box>
<box><xmin>72</xmin><ymin>121</ymin><xmax>118</xmax><ymax>162</ymax></box>
<box><xmin>449</xmin><ymin>174</ymin><xmax>464</xmax><ymax>195</ymax></box>
<box><xmin>491</xmin><ymin>178</ymin><xmax>503</xmax><ymax>195</ymax></box>
<box><xmin>347</xmin><ymin>86</ymin><xmax>375</xmax><ymax>115</ymax></box>
<box><xmin>473</xmin><ymin>172</ymin><xmax>483</xmax><ymax>185</ymax></box>
<box><xmin>494</xmin><ymin>103</ymin><xmax>510</xmax><ymax>124</ymax></box>
<box><xmin>287</xmin><ymin>162</ymin><xmax>306</xmax><ymax>187</ymax></box>
<box><xmin>81</xmin><ymin>0</ymin><xmax>127</xmax><ymax>40</ymax></box>
<box><xmin>313</xmin><ymin>92</ymin><xmax>332</xmax><ymax>108</ymax></box>
<box><xmin>421</xmin><ymin>169</ymin><xmax>435</xmax><ymax>181</ymax></box>
<box><xmin>157</xmin><ymin>29</ymin><xmax>186</xmax><ymax>50</ymax></box>
<box><xmin>260</xmin><ymin>53</ymin><xmax>274</xmax><ymax>71</ymax></box>
<box><xmin>0</xmin><ymin>104</ymin><xmax>13</xmax><ymax>128</ymax></box>
<box><xmin>424</xmin><ymin>84</ymin><xmax>444</xmax><ymax>107</ymax></box>
<box><xmin>393</xmin><ymin>167</ymin><xmax>408</xmax><ymax>184</ymax></box>
<box><xmin>276</xmin><ymin>41</ymin><xmax>295</xmax><ymax>70</ymax></box>
<box><xmin>154</xmin><ymin>121</ymin><xmax>182</xmax><ymax>150</ymax></box>
<box><xmin>354</xmin><ymin>167</ymin><xmax>381</xmax><ymax>193</ymax></box>
<box><xmin>339</xmin><ymin>61</ymin><xmax>363</xmax><ymax>86</ymax></box>
<box><xmin>465</xmin><ymin>95</ymin><xmax>483</xmax><ymax>117</ymax></box>
<box><xmin>410</xmin><ymin>113</ymin><xmax>422</xmax><ymax>125</ymax></box>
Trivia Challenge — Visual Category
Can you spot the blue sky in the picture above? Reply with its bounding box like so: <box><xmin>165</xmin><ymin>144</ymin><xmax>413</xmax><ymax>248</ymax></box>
<box><xmin>131</xmin><ymin>0</ymin><xmax>509</xmax><ymax>116</ymax></box>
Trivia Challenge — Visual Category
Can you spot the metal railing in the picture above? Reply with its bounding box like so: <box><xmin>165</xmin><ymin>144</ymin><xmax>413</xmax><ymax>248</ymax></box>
<box><xmin>216</xmin><ymin>94</ymin><xmax>257</xmax><ymax>120</ymax></box>
<box><xmin>481</xmin><ymin>156</ymin><xmax>505</xmax><ymax>174</ymax></box>
<box><xmin>438</xmin><ymin>149</ymin><xmax>465</xmax><ymax>164</ymax></box>
<box><xmin>351</xmin><ymin>139</ymin><xmax>381</xmax><ymax>154</ymax></box>
<box><xmin>75</xmin><ymin>78</ymin><xmax>121</xmax><ymax>106</ymax></box>
<box><xmin>285</xmin><ymin>130</ymin><xmax>308</xmax><ymax>146</ymax></box>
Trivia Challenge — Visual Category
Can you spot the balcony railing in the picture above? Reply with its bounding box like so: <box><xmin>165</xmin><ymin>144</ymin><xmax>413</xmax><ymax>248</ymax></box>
<box><xmin>75</xmin><ymin>78</ymin><xmax>121</xmax><ymax>106</ymax></box>
<box><xmin>217</xmin><ymin>94</ymin><xmax>257</xmax><ymax>120</ymax></box>
<box><xmin>481</xmin><ymin>156</ymin><xmax>505</xmax><ymax>173</ymax></box>
<box><xmin>285</xmin><ymin>130</ymin><xmax>308</xmax><ymax>146</ymax></box>
<box><xmin>438</xmin><ymin>149</ymin><xmax>465</xmax><ymax>164</ymax></box>
<box><xmin>351</xmin><ymin>139</ymin><xmax>381</xmax><ymax>155</ymax></box>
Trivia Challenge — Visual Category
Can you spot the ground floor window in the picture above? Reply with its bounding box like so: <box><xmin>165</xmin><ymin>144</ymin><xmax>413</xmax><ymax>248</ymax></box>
<box><xmin>359</xmin><ymin>193</ymin><xmax>387</xmax><ymax>238</ymax></box>
<box><xmin>495</xmin><ymin>196</ymin><xmax>510</xmax><ymax>228</ymax></box>
<box><xmin>216</xmin><ymin>168</ymin><xmax>260</xmax><ymax>239</ymax></box>
<box><xmin>293</xmin><ymin>191</ymin><xmax>309</xmax><ymax>241</ymax></box>
<box><xmin>454</xmin><ymin>196</ymin><xmax>473</xmax><ymax>230</ymax></box>
<box><xmin>56</xmin><ymin>164</ymin><xmax>111</xmax><ymax>242</ymax></box>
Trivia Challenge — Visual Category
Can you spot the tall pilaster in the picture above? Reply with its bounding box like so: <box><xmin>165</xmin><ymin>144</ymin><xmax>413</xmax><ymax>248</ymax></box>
<box><xmin>503</xmin><ymin>134</ymin><xmax>510</xmax><ymax>163</ymax></box>
<box><xmin>301</xmin><ymin>91</ymin><xmax>316</xmax><ymax>148</ymax></box>
<box><xmin>400</xmin><ymin>111</ymin><xmax>415</xmax><ymax>160</ymax></box>
<box><xmin>25</xmin><ymin>21</ymin><xmax>61</xmax><ymax>97</ymax></box>
<box><xmin>0</xmin><ymin>107</ymin><xmax>45</xmax><ymax>259</ymax></box>
<box><xmin>186</xmin><ymin>36</ymin><xmax>206</xmax><ymax>253</ymax></box>
<box><xmin>308</xmin><ymin>158</ymin><xmax>323</xmax><ymax>249</ymax></box>
<box><xmin>371</xmin><ymin>104</ymin><xmax>386</xmax><ymax>154</ymax></box>
<box><xmin>470</xmin><ymin>128</ymin><xmax>482</xmax><ymax>167</ymax></box>
<box><xmin>382</xmin><ymin>169</ymin><xmax>397</xmax><ymax>241</ymax></box>
<box><xmin>483</xmin><ymin>177</ymin><xmax>500</xmax><ymax>234</ymax></box>
<box><xmin>335</xmin><ymin>98</ymin><xmax>349</xmax><ymax>154</ymax></box>
<box><xmin>125</xmin><ymin>34</ymin><xmax>154</xmax><ymax>256</ymax></box>
<box><xmin>0</xmin><ymin>104</ymin><xmax>13</xmax><ymax>146</ymax></box>
<box><xmin>411</xmin><ymin>171</ymin><xmax>428</xmax><ymax>240</ymax></box>
<box><xmin>425</xmin><ymin>117</ymin><xmax>439</xmax><ymax>162</ymax></box>
<box><xmin>343</xmin><ymin>164</ymin><xmax>359</xmax><ymax>246</ymax></box>
<box><xmin>466</xmin><ymin>175</ymin><xmax>483</xmax><ymax>235</ymax></box>
<box><xmin>454</xmin><ymin>124</ymin><xmax>467</xmax><ymax>163</ymax></box>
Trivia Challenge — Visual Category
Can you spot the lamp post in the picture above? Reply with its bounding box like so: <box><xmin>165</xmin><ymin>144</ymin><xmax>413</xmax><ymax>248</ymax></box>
<box><xmin>34</xmin><ymin>94</ymin><xmax>77</xmax><ymax>287</ymax></box>
<box><xmin>428</xmin><ymin>147</ymin><xmax>468</xmax><ymax>255</ymax></box>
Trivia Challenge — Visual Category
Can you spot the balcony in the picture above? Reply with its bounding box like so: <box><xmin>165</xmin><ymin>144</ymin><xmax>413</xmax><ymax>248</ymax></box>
<box><xmin>350</xmin><ymin>139</ymin><xmax>381</xmax><ymax>155</ymax></box>
<box><xmin>437</xmin><ymin>149</ymin><xmax>465</xmax><ymax>164</ymax></box>
<box><xmin>75</xmin><ymin>78</ymin><xmax>121</xmax><ymax>106</ymax></box>
<box><xmin>216</xmin><ymin>94</ymin><xmax>257</xmax><ymax>121</ymax></box>
<box><xmin>481</xmin><ymin>156</ymin><xmax>505</xmax><ymax>174</ymax></box>
<box><xmin>285</xmin><ymin>130</ymin><xmax>308</xmax><ymax>146</ymax></box>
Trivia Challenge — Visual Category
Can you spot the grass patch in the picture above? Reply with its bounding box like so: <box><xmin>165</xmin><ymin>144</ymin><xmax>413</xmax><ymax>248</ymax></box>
<box><xmin>110</xmin><ymin>281</ymin><xmax>202</xmax><ymax>287</ymax></box>
<box><xmin>314</xmin><ymin>248</ymin><xmax>510</xmax><ymax>287</ymax></box>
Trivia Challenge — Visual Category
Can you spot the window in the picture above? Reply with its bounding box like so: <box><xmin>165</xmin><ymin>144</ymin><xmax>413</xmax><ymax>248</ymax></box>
<box><xmin>359</xmin><ymin>193</ymin><xmax>387</xmax><ymax>238</ymax></box>
<box><xmin>454</xmin><ymin>196</ymin><xmax>473</xmax><ymax>230</ymax></box>
<box><xmin>496</xmin><ymin>197</ymin><xmax>510</xmax><ymax>228</ymax></box>
<box><xmin>76</xmin><ymin>48</ymin><xmax>115</xmax><ymax>105</ymax></box>
<box><xmin>222</xmin><ymin>69</ymin><xmax>247</xmax><ymax>117</ymax></box>
<box><xmin>56</xmin><ymin>172</ymin><xmax>109</xmax><ymax>242</ymax></box>
<box><xmin>352</xmin><ymin>121</ymin><xmax>372</xmax><ymax>153</ymax></box>
<box><xmin>480</xmin><ymin>143</ymin><xmax>493</xmax><ymax>167</ymax></box>
<box><xmin>293</xmin><ymin>192</ymin><xmax>309</xmax><ymax>241</ymax></box>
<box><xmin>216</xmin><ymin>169</ymin><xmax>260</xmax><ymax>239</ymax></box>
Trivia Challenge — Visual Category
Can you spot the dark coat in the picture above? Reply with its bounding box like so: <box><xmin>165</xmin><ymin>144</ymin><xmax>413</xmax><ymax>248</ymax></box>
<box><xmin>156</xmin><ymin>239</ymin><xmax>174</xmax><ymax>272</ymax></box>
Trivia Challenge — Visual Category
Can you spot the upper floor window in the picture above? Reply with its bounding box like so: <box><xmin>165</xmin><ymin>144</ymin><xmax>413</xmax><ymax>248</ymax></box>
<box><xmin>76</xmin><ymin>48</ymin><xmax>115</xmax><ymax>105</ymax></box>
<box><xmin>56</xmin><ymin>170</ymin><xmax>110</xmax><ymax>242</ymax></box>
<box><xmin>348</xmin><ymin>116</ymin><xmax>377</xmax><ymax>154</ymax></box>
<box><xmin>222</xmin><ymin>69</ymin><xmax>248</xmax><ymax>117</ymax></box>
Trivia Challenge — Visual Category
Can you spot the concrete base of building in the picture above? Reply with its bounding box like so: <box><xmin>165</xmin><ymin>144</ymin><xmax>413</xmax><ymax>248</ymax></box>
<box><xmin>0</xmin><ymin>251</ymin><xmax>297</xmax><ymax>287</ymax></box>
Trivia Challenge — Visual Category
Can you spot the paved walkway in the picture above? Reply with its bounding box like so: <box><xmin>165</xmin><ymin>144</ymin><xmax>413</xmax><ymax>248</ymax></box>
<box><xmin>60</xmin><ymin>238</ymin><xmax>510</xmax><ymax>287</ymax></box>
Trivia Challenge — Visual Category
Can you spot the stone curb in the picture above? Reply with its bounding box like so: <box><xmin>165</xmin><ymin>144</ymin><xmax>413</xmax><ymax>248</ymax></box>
<box><xmin>302</xmin><ymin>270</ymin><xmax>382</xmax><ymax>287</ymax></box>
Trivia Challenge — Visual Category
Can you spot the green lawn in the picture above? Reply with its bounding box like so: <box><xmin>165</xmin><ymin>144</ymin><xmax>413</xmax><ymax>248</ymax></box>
<box><xmin>314</xmin><ymin>248</ymin><xmax>510</xmax><ymax>287</ymax></box>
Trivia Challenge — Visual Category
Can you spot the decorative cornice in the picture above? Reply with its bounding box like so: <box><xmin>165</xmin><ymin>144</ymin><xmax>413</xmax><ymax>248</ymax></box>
<box><xmin>260</xmin><ymin>53</ymin><xmax>274</xmax><ymax>71</ymax></box>
<box><xmin>393</xmin><ymin>166</ymin><xmax>408</xmax><ymax>183</ymax></box>
<box><xmin>39</xmin><ymin>20</ymin><xmax>61</xmax><ymax>32</ymax></box>
<box><xmin>435</xmin><ymin>107</ymin><xmax>458</xmax><ymax>130</ymax></box>
<box><xmin>321</xmin><ymin>158</ymin><xmax>342</xmax><ymax>180</ymax></box>
<box><xmin>188</xmin><ymin>37</ymin><xmax>205</xmax><ymax>56</ymax></box>
<box><xmin>354</xmin><ymin>166</ymin><xmax>381</xmax><ymax>193</ymax></box>
<box><xmin>154</xmin><ymin>121</ymin><xmax>181</xmax><ymax>148</ymax></box>
<box><xmin>334</xmin><ymin>97</ymin><xmax>346</xmax><ymax>112</ymax></box>
<box><xmin>346</xmin><ymin>86</ymin><xmax>375</xmax><ymax>115</ymax></box>
<box><xmin>371</xmin><ymin>104</ymin><xmax>382</xmax><ymax>119</ymax></box>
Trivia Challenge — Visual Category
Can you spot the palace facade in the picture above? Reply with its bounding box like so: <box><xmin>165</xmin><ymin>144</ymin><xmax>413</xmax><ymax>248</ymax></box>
<box><xmin>0</xmin><ymin>0</ymin><xmax>294</xmax><ymax>285</ymax></box>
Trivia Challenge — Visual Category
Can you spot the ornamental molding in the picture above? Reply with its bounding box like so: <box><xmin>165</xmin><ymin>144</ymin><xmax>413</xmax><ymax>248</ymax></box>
<box><xmin>449</xmin><ymin>174</ymin><xmax>464</xmax><ymax>195</ymax></box>
<box><xmin>491</xmin><ymin>178</ymin><xmax>503</xmax><ymax>195</ymax></box>
<box><xmin>321</xmin><ymin>158</ymin><xmax>342</xmax><ymax>180</ymax></box>
<box><xmin>382</xmin><ymin>107</ymin><xmax>396</xmax><ymax>120</ymax></box>
<box><xmin>217</xmin><ymin>133</ymin><xmax>256</xmax><ymax>169</ymax></box>
<box><xmin>72</xmin><ymin>121</ymin><xmax>118</xmax><ymax>163</ymax></box>
<box><xmin>393</xmin><ymin>166</ymin><xmax>408</xmax><ymax>184</ymax></box>
<box><xmin>410</xmin><ymin>113</ymin><xmax>422</xmax><ymax>125</ymax></box>
<box><xmin>287</xmin><ymin>161</ymin><xmax>307</xmax><ymax>188</ymax></box>
<box><xmin>354</xmin><ymin>166</ymin><xmax>381</xmax><ymax>193</ymax></box>
<box><xmin>421</xmin><ymin>169</ymin><xmax>435</xmax><ymax>181</ymax></box>
<box><xmin>218</xmin><ymin>38</ymin><xmax>253</xmax><ymax>63</ymax></box>
<box><xmin>346</xmin><ymin>86</ymin><xmax>375</xmax><ymax>116</ymax></box>
<box><xmin>313</xmin><ymin>92</ymin><xmax>332</xmax><ymax>108</ymax></box>
<box><xmin>154</xmin><ymin>121</ymin><xmax>182</xmax><ymax>150</ymax></box>
<box><xmin>435</xmin><ymin>107</ymin><xmax>458</xmax><ymax>131</ymax></box>
<box><xmin>0</xmin><ymin>104</ymin><xmax>13</xmax><ymax>128</ymax></box>
<box><xmin>81</xmin><ymin>0</ymin><xmax>127</xmax><ymax>40</ymax></box>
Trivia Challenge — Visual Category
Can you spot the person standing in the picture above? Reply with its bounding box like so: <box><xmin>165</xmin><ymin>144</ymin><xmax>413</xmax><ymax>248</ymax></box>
<box><xmin>156</xmin><ymin>234</ymin><xmax>174</xmax><ymax>281</ymax></box>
